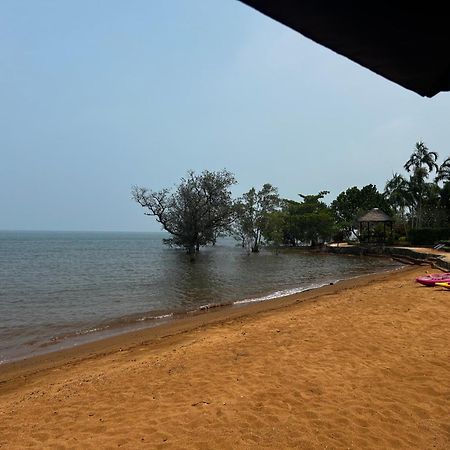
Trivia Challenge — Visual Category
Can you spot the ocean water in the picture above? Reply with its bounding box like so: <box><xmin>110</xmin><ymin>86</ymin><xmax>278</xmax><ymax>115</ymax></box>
<box><xmin>0</xmin><ymin>231</ymin><xmax>402</xmax><ymax>363</ymax></box>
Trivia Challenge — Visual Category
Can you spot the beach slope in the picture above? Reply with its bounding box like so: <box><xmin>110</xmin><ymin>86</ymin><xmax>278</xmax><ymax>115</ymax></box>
<box><xmin>1</xmin><ymin>266</ymin><xmax>449</xmax><ymax>449</ymax></box>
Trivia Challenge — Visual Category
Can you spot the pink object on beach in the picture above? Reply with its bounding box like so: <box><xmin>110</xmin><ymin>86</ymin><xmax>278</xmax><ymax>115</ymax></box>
<box><xmin>416</xmin><ymin>273</ymin><xmax>450</xmax><ymax>286</ymax></box>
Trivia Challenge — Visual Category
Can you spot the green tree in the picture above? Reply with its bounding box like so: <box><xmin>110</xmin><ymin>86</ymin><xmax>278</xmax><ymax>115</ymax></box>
<box><xmin>404</xmin><ymin>140</ymin><xmax>438</xmax><ymax>176</ymax></box>
<box><xmin>132</xmin><ymin>169</ymin><xmax>236</xmax><ymax>257</ymax></box>
<box><xmin>233</xmin><ymin>184</ymin><xmax>279</xmax><ymax>253</ymax></box>
<box><xmin>262</xmin><ymin>210</ymin><xmax>286</xmax><ymax>251</ymax></box>
<box><xmin>419</xmin><ymin>183</ymin><xmax>446</xmax><ymax>228</ymax></box>
<box><xmin>268</xmin><ymin>192</ymin><xmax>334</xmax><ymax>247</ymax></box>
<box><xmin>331</xmin><ymin>185</ymin><xmax>391</xmax><ymax>239</ymax></box>
<box><xmin>439</xmin><ymin>182</ymin><xmax>450</xmax><ymax>225</ymax></box>
<box><xmin>435</xmin><ymin>158</ymin><xmax>450</xmax><ymax>225</ymax></box>
<box><xmin>295</xmin><ymin>191</ymin><xmax>334</xmax><ymax>246</ymax></box>
<box><xmin>384</xmin><ymin>173</ymin><xmax>412</xmax><ymax>235</ymax></box>
<box><xmin>435</xmin><ymin>156</ymin><xmax>450</xmax><ymax>184</ymax></box>
<box><xmin>403</xmin><ymin>140</ymin><xmax>438</xmax><ymax>228</ymax></box>
<box><xmin>278</xmin><ymin>199</ymin><xmax>303</xmax><ymax>246</ymax></box>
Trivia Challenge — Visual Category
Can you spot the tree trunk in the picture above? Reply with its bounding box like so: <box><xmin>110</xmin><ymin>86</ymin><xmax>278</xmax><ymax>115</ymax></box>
<box><xmin>252</xmin><ymin>232</ymin><xmax>259</xmax><ymax>252</ymax></box>
<box><xmin>186</xmin><ymin>246</ymin><xmax>196</xmax><ymax>261</ymax></box>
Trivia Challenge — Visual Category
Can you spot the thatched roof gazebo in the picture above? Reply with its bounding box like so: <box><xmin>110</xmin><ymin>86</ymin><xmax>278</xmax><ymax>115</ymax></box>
<box><xmin>357</xmin><ymin>208</ymin><xmax>394</xmax><ymax>243</ymax></box>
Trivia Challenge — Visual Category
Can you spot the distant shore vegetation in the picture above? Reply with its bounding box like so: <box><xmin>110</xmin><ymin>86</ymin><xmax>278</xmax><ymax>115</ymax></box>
<box><xmin>133</xmin><ymin>140</ymin><xmax>450</xmax><ymax>256</ymax></box>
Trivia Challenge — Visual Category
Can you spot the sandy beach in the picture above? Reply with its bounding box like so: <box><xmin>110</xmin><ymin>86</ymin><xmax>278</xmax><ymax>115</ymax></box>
<box><xmin>1</xmin><ymin>265</ymin><xmax>449</xmax><ymax>449</ymax></box>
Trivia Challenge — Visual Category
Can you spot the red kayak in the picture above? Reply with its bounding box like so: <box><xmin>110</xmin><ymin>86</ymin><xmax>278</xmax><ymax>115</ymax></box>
<box><xmin>416</xmin><ymin>273</ymin><xmax>450</xmax><ymax>286</ymax></box>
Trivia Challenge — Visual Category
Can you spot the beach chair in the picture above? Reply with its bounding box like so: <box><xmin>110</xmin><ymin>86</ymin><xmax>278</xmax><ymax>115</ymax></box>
<box><xmin>433</xmin><ymin>243</ymin><xmax>445</xmax><ymax>250</ymax></box>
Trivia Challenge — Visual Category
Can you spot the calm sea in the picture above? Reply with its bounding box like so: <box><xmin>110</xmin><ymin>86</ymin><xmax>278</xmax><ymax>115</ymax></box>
<box><xmin>0</xmin><ymin>231</ymin><xmax>402</xmax><ymax>363</ymax></box>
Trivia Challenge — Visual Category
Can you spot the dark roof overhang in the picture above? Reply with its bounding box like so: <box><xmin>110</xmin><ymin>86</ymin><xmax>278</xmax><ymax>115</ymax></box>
<box><xmin>240</xmin><ymin>1</ymin><xmax>450</xmax><ymax>98</ymax></box>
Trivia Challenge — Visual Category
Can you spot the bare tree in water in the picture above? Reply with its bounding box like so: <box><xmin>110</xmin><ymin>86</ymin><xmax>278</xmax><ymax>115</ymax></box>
<box><xmin>132</xmin><ymin>170</ymin><xmax>236</xmax><ymax>259</ymax></box>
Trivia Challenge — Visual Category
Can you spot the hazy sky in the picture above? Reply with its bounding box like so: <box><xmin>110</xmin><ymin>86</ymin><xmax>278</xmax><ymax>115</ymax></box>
<box><xmin>1</xmin><ymin>1</ymin><xmax>449</xmax><ymax>232</ymax></box>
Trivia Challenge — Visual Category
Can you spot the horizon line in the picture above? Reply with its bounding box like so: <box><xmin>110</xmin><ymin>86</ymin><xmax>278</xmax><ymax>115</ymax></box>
<box><xmin>0</xmin><ymin>229</ymin><xmax>168</xmax><ymax>234</ymax></box>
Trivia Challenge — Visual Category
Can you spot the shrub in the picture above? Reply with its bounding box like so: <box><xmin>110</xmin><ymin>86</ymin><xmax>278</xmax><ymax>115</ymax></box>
<box><xmin>409</xmin><ymin>228</ymin><xmax>450</xmax><ymax>245</ymax></box>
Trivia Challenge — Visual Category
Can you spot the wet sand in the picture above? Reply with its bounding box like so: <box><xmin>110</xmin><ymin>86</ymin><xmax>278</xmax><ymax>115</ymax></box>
<box><xmin>1</xmin><ymin>265</ymin><xmax>449</xmax><ymax>449</ymax></box>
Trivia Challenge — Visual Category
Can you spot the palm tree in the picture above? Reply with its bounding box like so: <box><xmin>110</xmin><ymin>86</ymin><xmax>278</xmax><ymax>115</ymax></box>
<box><xmin>403</xmin><ymin>141</ymin><xmax>438</xmax><ymax>228</ymax></box>
<box><xmin>385</xmin><ymin>173</ymin><xmax>412</xmax><ymax>233</ymax></box>
<box><xmin>385</xmin><ymin>173</ymin><xmax>411</xmax><ymax>211</ymax></box>
<box><xmin>435</xmin><ymin>156</ymin><xmax>450</xmax><ymax>184</ymax></box>
<box><xmin>404</xmin><ymin>140</ymin><xmax>438</xmax><ymax>176</ymax></box>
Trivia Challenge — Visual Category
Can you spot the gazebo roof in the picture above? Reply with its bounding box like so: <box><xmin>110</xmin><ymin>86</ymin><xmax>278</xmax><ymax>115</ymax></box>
<box><xmin>358</xmin><ymin>208</ymin><xmax>393</xmax><ymax>223</ymax></box>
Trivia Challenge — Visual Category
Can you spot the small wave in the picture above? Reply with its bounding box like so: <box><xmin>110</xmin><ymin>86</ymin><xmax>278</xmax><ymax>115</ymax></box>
<box><xmin>234</xmin><ymin>282</ymin><xmax>335</xmax><ymax>305</ymax></box>
<box><xmin>38</xmin><ymin>326</ymin><xmax>112</xmax><ymax>348</ymax></box>
<box><xmin>234</xmin><ymin>263</ymin><xmax>406</xmax><ymax>307</ymax></box>
<box><xmin>40</xmin><ymin>312</ymin><xmax>177</xmax><ymax>348</ymax></box>
<box><xmin>75</xmin><ymin>325</ymin><xmax>110</xmax><ymax>336</ymax></box>
<box><xmin>199</xmin><ymin>302</ymin><xmax>232</xmax><ymax>311</ymax></box>
<box><xmin>136</xmin><ymin>313</ymin><xmax>174</xmax><ymax>321</ymax></box>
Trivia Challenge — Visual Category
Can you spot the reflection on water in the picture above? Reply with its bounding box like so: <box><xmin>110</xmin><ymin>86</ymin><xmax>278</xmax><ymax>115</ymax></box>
<box><xmin>0</xmin><ymin>231</ymin><xmax>402</xmax><ymax>362</ymax></box>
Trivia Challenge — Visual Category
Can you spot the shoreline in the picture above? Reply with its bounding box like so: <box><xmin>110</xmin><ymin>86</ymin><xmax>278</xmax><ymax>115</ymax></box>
<box><xmin>1</xmin><ymin>238</ymin><xmax>403</xmax><ymax>367</ymax></box>
<box><xmin>0</xmin><ymin>264</ymin><xmax>412</xmax><ymax>390</ymax></box>
<box><xmin>1</xmin><ymin>264</ymin><xmax>449</xmax><ymax>449</ymax></box>
<box><xmin>0</xmin><ymin>253</ymin><xmax>403</xmax><ymax>367</ymax></box>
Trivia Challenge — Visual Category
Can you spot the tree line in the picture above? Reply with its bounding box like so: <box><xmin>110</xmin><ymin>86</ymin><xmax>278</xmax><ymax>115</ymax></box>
<box><xmin>384</xmin><ymin>141</ymin><xmax>450</xmax><ymax>232</ymax></box>
<box><xmin>132</xmin><ymin>140</ymin><xmax>449</xmax><ymax>256</ymax></box>
<box><xmin>132</xmin><ymin>171</ymin><xmax>336</xmax><ymax>255</ymax></box>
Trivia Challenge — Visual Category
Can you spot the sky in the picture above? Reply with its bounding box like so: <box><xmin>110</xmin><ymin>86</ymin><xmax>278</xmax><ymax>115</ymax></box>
<box><xmin>1</xmin><ymin>0</ymin><xmax>450</xmax><ymax>232</ymax></box>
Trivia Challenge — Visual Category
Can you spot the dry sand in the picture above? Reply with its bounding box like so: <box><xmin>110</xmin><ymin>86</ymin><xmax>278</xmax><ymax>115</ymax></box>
<box><xmin>1</xmin><ymin>265</ymin><xmax>450</xmax><ymax>449</ymax></box>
